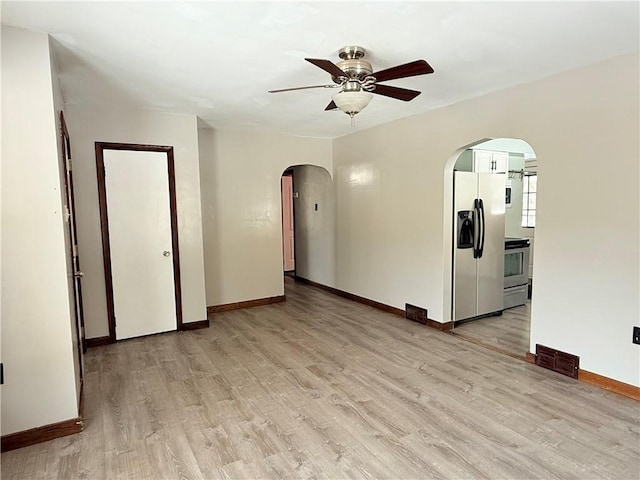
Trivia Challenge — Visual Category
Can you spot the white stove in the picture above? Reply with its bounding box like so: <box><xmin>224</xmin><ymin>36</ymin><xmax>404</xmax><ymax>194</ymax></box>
<box><xmin>504</xmin><ymin>238</ymin><xmax>530</xmax><ymax>309</ymax></box>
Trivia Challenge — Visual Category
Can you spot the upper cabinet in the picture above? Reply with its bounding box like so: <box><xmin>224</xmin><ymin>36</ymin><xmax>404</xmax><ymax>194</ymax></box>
<box><xmin>473</xmin><ymin>149</ymin><xmax>508</xmax><ymax>173</ymax></box>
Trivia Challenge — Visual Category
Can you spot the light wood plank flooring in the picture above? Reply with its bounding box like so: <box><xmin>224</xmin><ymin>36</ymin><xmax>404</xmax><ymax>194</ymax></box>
<box><xmin>452</xmin><ymin>302</ymin><xmax>531</xmax><ymax>359</ymax></box>
<box><xmin>2</xmin><ymin>278</ymin><xmax>638</xmax><ymax>479</ymax></box>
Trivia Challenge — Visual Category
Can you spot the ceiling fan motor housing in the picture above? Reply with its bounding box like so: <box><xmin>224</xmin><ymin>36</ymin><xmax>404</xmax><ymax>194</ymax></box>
<box><xmin>333</xmin><ymin>46</ymin><xmax>373</xmax><ymax>84</ymax></box>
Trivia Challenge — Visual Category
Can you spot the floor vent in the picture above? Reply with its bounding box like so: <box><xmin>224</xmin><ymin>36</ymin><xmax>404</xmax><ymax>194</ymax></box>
<box><xmin>535</xmin><ymin>344</ymin><xmax>579</xmax><ymax>379</ymax></box>
<box><xmin>405</xmin><ymin>304</ymin><xmax>428</xmax><ymax>325</ymax></box>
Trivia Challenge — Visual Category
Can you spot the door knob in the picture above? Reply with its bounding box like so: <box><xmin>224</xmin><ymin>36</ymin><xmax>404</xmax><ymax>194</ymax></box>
<box><xmin>74</xmin><ymin>271</ymin><xmax>84</xmax><ymax>278</ymax></box>
<box><xmin>163</xmin><ymin>251</ymin><xmax>171</xmax><ymax>257</ymax></box>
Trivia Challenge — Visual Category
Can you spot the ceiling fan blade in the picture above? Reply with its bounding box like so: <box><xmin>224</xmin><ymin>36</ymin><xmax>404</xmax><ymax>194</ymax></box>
<box><xmin>372</xmin><ymin>84</ymin><xmax>421</xmax><ymax>101</ymax></box>
<box><xmin>269</xmin><ymin>84</ymin><xmax>337</xmax><ymax>93</ymax></box>
<box><xmin>305</xmin><ymin>58</ymin><xmax>347</xmax><ymax>78</ymax></box>
<box><xmin>371</xmin><ymin>60</ymin><xmax>434</xmax><ymax>83</ymax></box>
<box><xmin>324</xmin><ymin>100</ymin><xmax>337</xmax><ymax>111</ymax></box>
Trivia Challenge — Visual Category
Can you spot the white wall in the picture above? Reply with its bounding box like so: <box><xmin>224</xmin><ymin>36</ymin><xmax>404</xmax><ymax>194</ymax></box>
<box><xmin>332</xmin><ymin>52</ymin><xmax>639</xmax><ymax>386</ymax></box>
<box><xmin>1</xmin><ymin>26</ymin><xmax>79</xmax><ymax>435</ymax></box>
<box><xmin>292</xmin><ymin>165</ymin><xmax>335</xmax><ymax>285</ymax></box>
<box><xmin>49</xmin><ymin>38</ymin><xmax>83</xmax><ymax>407</ymax></box>
<box><xmin>198</xmin><ymin>128</ymin><xmax>332</xmax><ymax>306</ymax></box>
<box><xmin>65</xmin><ymin>106</ymin><xmax>207</xmax><ymax>339</ymax></box>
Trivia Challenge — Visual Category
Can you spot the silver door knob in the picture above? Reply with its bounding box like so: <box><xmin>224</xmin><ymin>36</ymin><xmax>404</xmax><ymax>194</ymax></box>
<box><xmin>163</xmin><ymin>251</ymin><xmax>171</xmax><ymax>257</ymax></box>
<box><xmin>74</xmin><ymin>271</ymin><xmax>84</xmax><ymax>278</ymax></box>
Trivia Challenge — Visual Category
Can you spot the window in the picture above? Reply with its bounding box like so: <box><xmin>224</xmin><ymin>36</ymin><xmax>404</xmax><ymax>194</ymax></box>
<box><xmin>522</xmin><ymin>174</ymin><xmax>537</xmax><ymax>228</ymax></box>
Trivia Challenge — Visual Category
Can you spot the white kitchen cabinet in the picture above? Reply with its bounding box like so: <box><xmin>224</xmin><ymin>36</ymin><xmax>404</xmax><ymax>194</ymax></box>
<box><xmin>473</xmin><ymin>150</ymin><xmax>508</xmax><ymax>173</ymax></box>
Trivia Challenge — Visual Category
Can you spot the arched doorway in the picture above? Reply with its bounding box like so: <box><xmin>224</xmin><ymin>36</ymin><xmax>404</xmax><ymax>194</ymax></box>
<box><xmin>443</xmin><ymin>138</ymin><xmax>538</xmax><ymax>359</ymax></box>
<box><xmin>279</xmin><ymin>165</ymin><xmax>334</xmax><ymax>289</ymax></box>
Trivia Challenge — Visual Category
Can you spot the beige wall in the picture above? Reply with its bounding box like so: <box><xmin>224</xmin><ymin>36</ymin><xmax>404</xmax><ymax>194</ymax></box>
<box><xmin>50</xmin><ymin>38</ymin><xmax>83</xmax><ymax>408</ymax></box>
<box><xmin>65</xmin><ymin>106</ymin><xmax>207</xmax><ymax>339</ymax></box>
<box><xmin>197</xmin><ymin>128</ymin><xmax>332</xmax><ymax>306</ymax></box>
<box><xmin>1</xmin><ymin>26</ymin><xmax>79</xmax><ymax>435</ymax></box>
<box><xmin>292</xmin><ymin>165</ymin><xmax>335</xmax><ymax>285</ymax></box>
<box><xmin>333</xmin><ymin>52</ymin><xmax>639</xmax><ymax>386</ymax></box>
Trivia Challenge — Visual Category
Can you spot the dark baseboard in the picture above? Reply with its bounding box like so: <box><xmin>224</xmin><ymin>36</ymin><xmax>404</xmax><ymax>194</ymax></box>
<box><xmin>295</xmin><ymin>276</ymin><xmax>406</xmax><ymax>317</ymax></box>
<box><xmin>84</xmin><ymin>335</ymin><xmax>113</xmax><ymax>349</ymax></box>
<box><xmin>525</xmin><ymin>352</ymin><xmax>537</xmax><ymax>364</ymax></box>
<box><xmin>180</xmin><ymin>319</ymin><xmax>210</xmax><ymax>331</ymax></box>
<box><xmin>579</xmin><ymin>369</ymin><xmax>640</xmax><ymax>401</ymax></box>
<box><xmin>207</xmin><ymin>295</ymin><xmax>286</xmax><ymax>314</ymax></box>
<box><xmin>425</xmin><ymin>318</ymin><xmax>454</xmax><ymax>332</ymax></box>
<box><xmin>526</xmin><ymin>351</ymin><xmax>639</xmax><ymax>401</ymax></box>
<box><xmin>1</xmin><ymin>417</ymin><xmax>83</xmax><ymax>452</ymax></box>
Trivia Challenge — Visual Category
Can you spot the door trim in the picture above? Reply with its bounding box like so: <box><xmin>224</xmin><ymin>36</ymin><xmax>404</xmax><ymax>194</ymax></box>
<box><xmin>95</xmin><ymin>142</ymin><xmax>183</xmax><ymax>343</ymax></box>
<box><xmin>60</xmin><ymin>112</ymin><xmax>86</xmax><ymax>371</ymax></box>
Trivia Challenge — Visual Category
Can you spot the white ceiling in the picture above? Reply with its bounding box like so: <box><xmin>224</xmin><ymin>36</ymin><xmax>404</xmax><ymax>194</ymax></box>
<box><xmin>2</xmin><ymin>1</ymin><xmax>639</xmax><ymax>139</ymax></box>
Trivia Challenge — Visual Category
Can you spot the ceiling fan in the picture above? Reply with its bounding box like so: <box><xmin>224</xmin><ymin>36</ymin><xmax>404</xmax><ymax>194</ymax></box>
<box><xmin>269</xmin><ymin>46</ymin><xmax>434</xmax><ymax>122</ymax></box>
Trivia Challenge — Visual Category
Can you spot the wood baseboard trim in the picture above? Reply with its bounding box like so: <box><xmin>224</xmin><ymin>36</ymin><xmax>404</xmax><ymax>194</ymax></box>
<box><xmin>207</xmin><ymin>295</ymin><xmax>286</xmax><ymax>314</ymax></box>
<box><xmin>527</xmin><ymin>352</ymin><xmax>639</xmax><ymax>401</ymax></box>
<box><xmin>579</xmin><ymin>369</ymin><xmax>640</xmax><ymax>401</ymax></box>
<box><xmin>425</xmin><ymin>318</ymin><xmax>454</xmax><ymax>332</ymax></box>
<box><xmin>1</xmin><ymin>417</ymin><xmax>83</xmax><ymax>452</ymax></box>
<box><xmin>295</xmin><ymin>276</ymin><xmax>406</xmax><ymax>317</ymax></box>
<box><xmin>84</xmin><ymin>335</ymin><xmax>113</xmax><ymax>349</ymax></box>
<box><xmin>179</xmin><ymin>319</ymin><xmax>210</xmax><ymax>331</ymax></box>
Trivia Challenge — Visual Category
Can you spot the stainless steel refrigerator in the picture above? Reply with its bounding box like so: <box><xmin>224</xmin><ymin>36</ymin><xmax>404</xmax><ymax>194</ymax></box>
<box><xmin>453</xmin><ymin>171</ymin><xmax>505</xmax><ymax>321</ymax></box>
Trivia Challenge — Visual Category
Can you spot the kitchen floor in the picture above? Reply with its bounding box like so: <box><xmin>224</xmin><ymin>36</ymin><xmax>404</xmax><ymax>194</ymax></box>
<box><xmin>451</xmin><ymin>301</ymin><xmax>530</xmax><ymax>359</ymax></box>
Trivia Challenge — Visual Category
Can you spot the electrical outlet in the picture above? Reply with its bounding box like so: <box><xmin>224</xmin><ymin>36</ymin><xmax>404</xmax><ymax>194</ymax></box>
<box><xmin>633</xmin><ymin>326</ymin><xmax>640</xmax><ymax>345</ymax></box>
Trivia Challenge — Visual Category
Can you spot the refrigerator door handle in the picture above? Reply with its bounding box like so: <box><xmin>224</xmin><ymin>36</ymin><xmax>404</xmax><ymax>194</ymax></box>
<box><xmin>473</xmin><ymin>199</ymin><xmax>481</xmax><ymax>258</ymax></box>
<box><xmin>478</xmin><ymin>198</ymin><xmax>486</xmax><ymax>258</ymax></box>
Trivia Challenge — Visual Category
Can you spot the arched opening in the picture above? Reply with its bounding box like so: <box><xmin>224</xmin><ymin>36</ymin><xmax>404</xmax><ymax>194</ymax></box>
<box><xmin>279</xmin><ymin>164</ymin><xmax>334</xmax><ymax>293</ymax></box>
<box><xmin>443</xmin><ymin>138</ymin><xmax>538</xmax><ymax>359</ymax></box>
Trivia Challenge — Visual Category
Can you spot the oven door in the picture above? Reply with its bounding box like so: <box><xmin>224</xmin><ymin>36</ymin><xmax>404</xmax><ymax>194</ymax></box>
<box><xmin>504</xmin><ymin>246</ymin><xmax>530</xmax><ymax>288</ymax></box>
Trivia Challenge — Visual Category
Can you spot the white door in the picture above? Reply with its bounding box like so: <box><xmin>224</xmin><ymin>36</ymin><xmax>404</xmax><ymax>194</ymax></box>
<box><xmin>104</xmin><ymin>150</ymin><xmax>177</xmax><ymax>340</ymax></box>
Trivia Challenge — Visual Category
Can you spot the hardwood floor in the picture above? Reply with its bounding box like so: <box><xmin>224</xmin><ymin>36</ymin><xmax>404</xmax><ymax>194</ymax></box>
<box><xmin>2</xmin><ymin>277</ymin><xmax>638</xmax><ymax>479</ymax></box>
<box><xmin>452</xmin><ymin>302</ymin><xmax>531</xmax><ymax>359</ymax></box>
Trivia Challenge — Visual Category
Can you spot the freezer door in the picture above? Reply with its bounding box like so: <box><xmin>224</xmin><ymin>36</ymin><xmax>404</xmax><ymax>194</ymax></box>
<box><xmin>476</xmin><ymin>173</ymin><xmax>506</xmax><ymax>316</ymax></box>
<box><xmin>453</xmin><ymin>172</ymin><xmax>479</xmax><ymax>321</ymax></box>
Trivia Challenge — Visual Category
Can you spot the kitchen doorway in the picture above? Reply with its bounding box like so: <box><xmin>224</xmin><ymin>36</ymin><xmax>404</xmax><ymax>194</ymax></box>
<box><xmin>447</xmin><ymin>138</ymin><xmax>537</xmax><ymax>360</ymax></box>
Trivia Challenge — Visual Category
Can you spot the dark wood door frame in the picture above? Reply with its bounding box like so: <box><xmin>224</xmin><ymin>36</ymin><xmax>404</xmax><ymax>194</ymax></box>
<box><xmin>60</xmin><ymin>112</ymin><xmax>85</xmax><ymax>402</ymax></box>
<box><xmin>95</xmin><ymin>142</ymin><xmax>183</xmax><ymax>343</ymax></box>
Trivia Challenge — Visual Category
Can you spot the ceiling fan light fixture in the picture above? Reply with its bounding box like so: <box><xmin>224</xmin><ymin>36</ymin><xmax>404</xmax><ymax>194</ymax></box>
<box><xmin>332</xmin><ymin>90</ymin><xmax>373</xmax><ymax>116</ymax></box>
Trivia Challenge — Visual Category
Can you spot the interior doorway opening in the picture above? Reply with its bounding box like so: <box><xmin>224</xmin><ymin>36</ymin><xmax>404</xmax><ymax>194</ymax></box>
<box><xmin>281</xmin><ymin>170</ymin><xmax>295</xmax><ymax>275</ymax></box>
<box><xmin>444</xmin><ymin>137</ymin><xmax>538</xmax><ymax>360</ymax></box>
<box><xmin>279</xmin><ymin>164</ymin><xmax>334</xmax><ymax>290</ymax></box>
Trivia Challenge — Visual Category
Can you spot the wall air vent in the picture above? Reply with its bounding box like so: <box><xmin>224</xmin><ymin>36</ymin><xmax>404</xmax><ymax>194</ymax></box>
<box><xmin>405</xmin><ymin>304</ymin><xmax>428</xmax><ymax>325</ymax></box>
<box><xmin>535</xmin><ymin>344</ymin><xmax>579</xmax><ymax>379</ymax></box>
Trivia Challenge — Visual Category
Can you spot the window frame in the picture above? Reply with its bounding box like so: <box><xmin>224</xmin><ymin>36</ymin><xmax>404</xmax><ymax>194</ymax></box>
<box><xmin>521</xmin><ymin>173</ymin><xmax>537</xmax><ymax>228</ymax></box>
